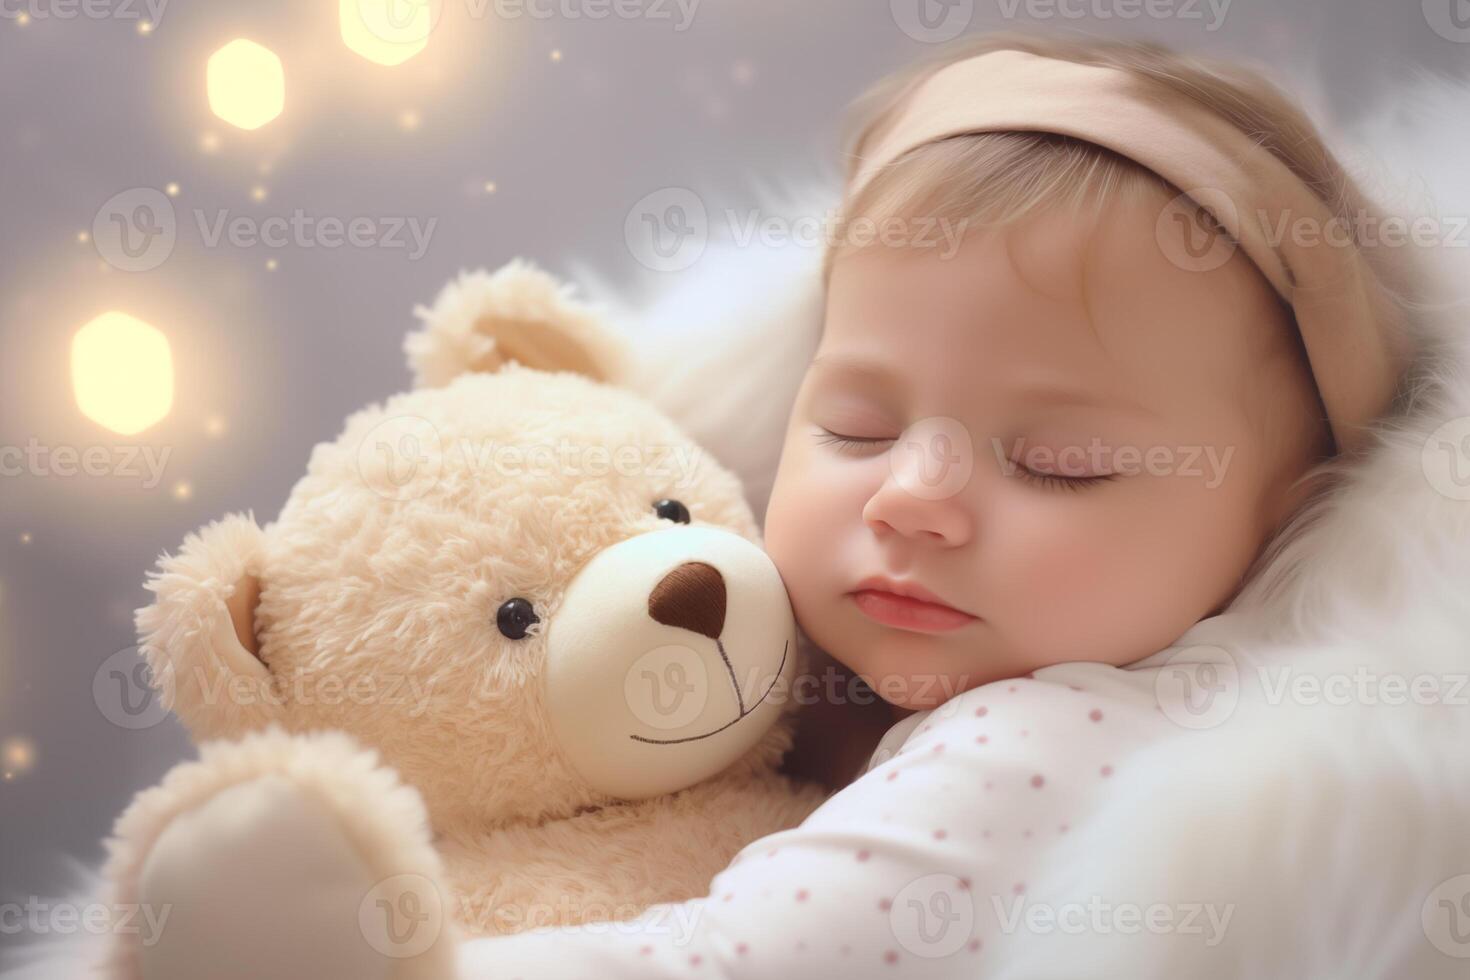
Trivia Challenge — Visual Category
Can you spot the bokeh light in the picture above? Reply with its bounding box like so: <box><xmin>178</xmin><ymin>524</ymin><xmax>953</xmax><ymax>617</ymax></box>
<box><xmin>207</xmin><ymin>39</ymin><xmax>285</xmax><ymax>131</ymax></box>
<box><xmin>2</xmin><ymin>736</ymin><xmax>36</xmax><ymax>779</ymax></box>
<box><xmin>71</xmin><ymin>312</ymin><xmax>175</xmax><ymax>436</ymax></box>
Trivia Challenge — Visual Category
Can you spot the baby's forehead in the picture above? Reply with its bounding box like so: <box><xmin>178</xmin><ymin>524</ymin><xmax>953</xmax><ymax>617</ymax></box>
<box><xmin>821</xmin><ymin>193</ymin><xmax>1291</xmax><ymax>409</ymax></box>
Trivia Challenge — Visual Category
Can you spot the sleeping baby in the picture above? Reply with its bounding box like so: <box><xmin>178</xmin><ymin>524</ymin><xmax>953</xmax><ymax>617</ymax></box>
<box><xmin>463</xmin><ymin>31</ymin><xmax>1411</xmax><ymax>979</ymax></box>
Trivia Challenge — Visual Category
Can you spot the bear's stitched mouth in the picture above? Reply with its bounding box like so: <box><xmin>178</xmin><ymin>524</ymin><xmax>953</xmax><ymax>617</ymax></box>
<box><xmin>627</xmin><ymin>639</ymin><xmax>789</xmax><ymax>745</ymax></box>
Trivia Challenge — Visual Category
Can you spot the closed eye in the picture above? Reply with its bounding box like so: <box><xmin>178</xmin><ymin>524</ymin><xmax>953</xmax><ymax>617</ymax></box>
<box><xmin>1012</xmin><ymin>463</ymin><xmax>1118</xmax><ymax>492</ymax></box>
<box><xmin>814</xmin><ymin>428</ymin><xmax>894</xmax><ymax>456</ymax></box>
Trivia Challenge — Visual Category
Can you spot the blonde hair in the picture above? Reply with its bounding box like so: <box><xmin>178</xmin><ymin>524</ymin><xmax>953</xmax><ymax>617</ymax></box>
<box><xmin>826</xmin><ymin>32</ymin><xmax>1424</xmax><ymax>608</ymax></box>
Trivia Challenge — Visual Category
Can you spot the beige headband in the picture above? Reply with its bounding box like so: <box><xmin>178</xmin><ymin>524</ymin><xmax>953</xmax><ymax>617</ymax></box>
<box><xmin>850</xmin><ymin>48</ymin><xmax>1407</xmax><ymax>456</ymax></box>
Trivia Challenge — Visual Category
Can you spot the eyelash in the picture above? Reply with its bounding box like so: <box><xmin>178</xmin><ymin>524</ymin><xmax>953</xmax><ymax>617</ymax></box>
<box><xmin>813</xmin><ymin>430</ymin><xmax>893</xmax><ymax>456</ymax></box>
<box><xmin>1011</xmin><ymin>465</ymin><xmax>1118</xmax><ymax>492</ymax></box>
<box><xmin>815</xmin><ymin>429</ymin><xmax>1118</xmax><ymax>491</ymax></box>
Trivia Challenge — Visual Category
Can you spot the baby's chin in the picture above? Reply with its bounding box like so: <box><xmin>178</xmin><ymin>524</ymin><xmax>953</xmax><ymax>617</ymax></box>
<box><xmin>808</xmin><ymin>610</ymin><xmax>1009</xmax><ymax>710</ymax></box>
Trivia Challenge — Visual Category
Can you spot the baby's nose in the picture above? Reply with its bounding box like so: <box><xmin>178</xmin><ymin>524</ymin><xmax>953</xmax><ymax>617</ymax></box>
<box><xmin>647</xmin><ymin>561</ymin><xmax>727</xmax><ymax>640</ymax></box>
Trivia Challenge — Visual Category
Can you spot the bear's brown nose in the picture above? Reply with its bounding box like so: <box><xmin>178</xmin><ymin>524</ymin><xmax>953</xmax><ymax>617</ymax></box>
<box><xmin>648</xmin><ymin>561</ymin><xmax>726</xmax><ymax>640</ymax></box>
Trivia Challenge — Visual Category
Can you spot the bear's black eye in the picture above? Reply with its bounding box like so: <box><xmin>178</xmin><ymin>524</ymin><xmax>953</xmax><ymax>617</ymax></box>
<box><xmin>496</xmin><ymin>598</ymin><xmax>539</xmax><ymax>640</ymax></box>
<box><xmin>653</xmin><ymin>498</ymin><xmax>691</xmax><ymax>524</ymax></box>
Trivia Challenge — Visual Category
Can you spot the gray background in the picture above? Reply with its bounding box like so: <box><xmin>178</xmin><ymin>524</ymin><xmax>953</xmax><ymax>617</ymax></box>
<box><xmin>1</xmin><ymin>0</ymin><xmax>1466</xmax><ymax>898</ymax></box>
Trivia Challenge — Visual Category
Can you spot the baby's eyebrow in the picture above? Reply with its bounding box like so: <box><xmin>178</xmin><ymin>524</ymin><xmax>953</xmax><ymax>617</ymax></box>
<box><xmin>807</xmin><ymin>354</ymin><xmax>909</xmax><ymax>399</ymax></box>
<box><xmin>810</xmin><ymin>354</ymin><xmax>1156</xmax><ymax>420</ymax></box>
<box><xmin>1010</xmin><ymin>378</ymin><xmax>1159</xmax><ymax>419</ymax></box>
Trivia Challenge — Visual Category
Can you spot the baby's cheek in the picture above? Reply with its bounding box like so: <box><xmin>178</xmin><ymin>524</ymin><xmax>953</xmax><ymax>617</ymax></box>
<box><xmin>988</xmin><ymin>497</ymin><xmax>1192</xmax><ymax>665</ymax></box>
<box><xmin>767</xmin><ymin>452</ymin><xmax>858</xmax><ymax>605</ymax></box>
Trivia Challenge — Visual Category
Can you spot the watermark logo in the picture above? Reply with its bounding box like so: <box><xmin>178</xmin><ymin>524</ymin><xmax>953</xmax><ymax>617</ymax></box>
<box><xmin>891</xmin><ymin>416</ymin><xmax>975</xmax><ymax>501</ymax></box>
<box><xmin>356</xmin><ymin>415</ymin><xmax>444</xmax><ymax>502</ymax></box>
<box><xmin>352</xmin><ymin>0</ymin><xmax>445</xmax><ymax>44</ymax></box>
<box><xmin>625</xmin><ymin>187</ymin><xmax>708</xmax><ymax>272</ymax></box>
<box><xmin>1423</xmin><ymin>874</ymin><xmax>1470</xmax><ymax>958</ymax></box>
<box><xmin>93</xmin><ymin>187</ymin><xmax>176</xmax><ymax>272</ymax></box>
<box><xmin>1422</xmin><ymin>416</ymin><xmax>1470</xmax><ymax>501</ymax></box>
<box><xmin>890</xmin><ymin>0</ymin><xmax>973</xmax><ymax>42</ymax></box>
<box><xmin>1155</xmin><ymin>187</ymin><xmax>1238</xmax><ymax>273</ymax></box>
<box><xmin>890</xmin><ymin>874</ymin><xmax>976</xmax><ymax>957</ymax></box>
<box><xmin>624</xmin><ymin>644</ymin><xmax>710</xmax><ymax>730</ymax></box>
<box><xmin>1424</xmin><ymin>0</ymin><xmax>1470</xmax><ymax>43</ymax></box>
<box><xmin>1154</xmin><ymin>645</ymin><xmax>1240</xmax><ymax>729</ymax></box>
<box><xmin>93</xmin><ymin>646</ymin><xmax>171</xmax><ymax>730</ymax></box>
<box><xmin>360</xmin><ymin>874</ymin><xmax>444</xmax><ymax>958</ymax></box>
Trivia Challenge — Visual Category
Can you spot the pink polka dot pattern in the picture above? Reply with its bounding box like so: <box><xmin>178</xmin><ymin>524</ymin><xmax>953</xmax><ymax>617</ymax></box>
<box><xmin>466</xmin><ymin>665</ymin><xmax>1181</xmax><ymax>978</ymax></box>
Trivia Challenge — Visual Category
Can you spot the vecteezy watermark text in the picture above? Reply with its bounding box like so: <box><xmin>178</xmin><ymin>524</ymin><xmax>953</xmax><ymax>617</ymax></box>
<box><xmin>0</xmin><ymin>899</ymin><xmax>171</xmax><ymax>946</ymax></box>
<box><xmin>1</xmin><ymin>438</ymin><xmax>170</xmax><ymax>488</ymax></box>
<box><xmin>624</xmin><ymin>189</ymin><xmax>970</xmax><ymax>272</ymax></box>
<box><xmin>992</xmin><ymin>437</ymin><xmax>1235</xmax><ymax>488</ymax></box>
<box><xmin>992</xmin><ymin>895</ymin><xmax>1235</xmax><ymax>946</ymax></box>
<box><xmin>355</xmin><ymin>415</ymin><xmax>706</xmax><ymax>501</ymax></box>
<box><xmin>0</xmin><ymin>0</ymin><xmax>167</xmax><ymax>22</ymax></box>
<box><xmin>92</xmin><ymin>187</ymin><xmax>437</xmax><ymax>273</ymax></box>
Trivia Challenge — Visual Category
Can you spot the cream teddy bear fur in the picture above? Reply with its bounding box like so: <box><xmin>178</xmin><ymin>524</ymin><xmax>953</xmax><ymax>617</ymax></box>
<box><xmin>96</xmin><ymin>260</ymin><xmax>828</xmax><ymax>980</ymax></box>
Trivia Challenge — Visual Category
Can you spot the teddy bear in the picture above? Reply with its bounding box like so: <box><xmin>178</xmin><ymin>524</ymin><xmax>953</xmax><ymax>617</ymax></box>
<box><xmin>101</xmin><ymin>260</ymin><xmax>831</xmax><ymax>980</ymax></box>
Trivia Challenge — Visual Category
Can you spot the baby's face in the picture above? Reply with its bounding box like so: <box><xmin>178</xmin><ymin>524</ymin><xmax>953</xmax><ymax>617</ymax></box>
<box><xmin>765</xmin><ymin>189</ymin><xmax>1320</xmax><ymax>709</ymax></box>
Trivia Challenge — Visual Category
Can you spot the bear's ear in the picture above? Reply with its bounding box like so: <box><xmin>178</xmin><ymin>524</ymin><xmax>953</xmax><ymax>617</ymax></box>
<box><xmin>135</xmin><ymin>513</ymin><xmax>284</xmax><ymax>741</ymax></box>
<box><xmin>405</xmin><ymin>259</ymin><xmax>629</xmax><ymax>389</ymax></box>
